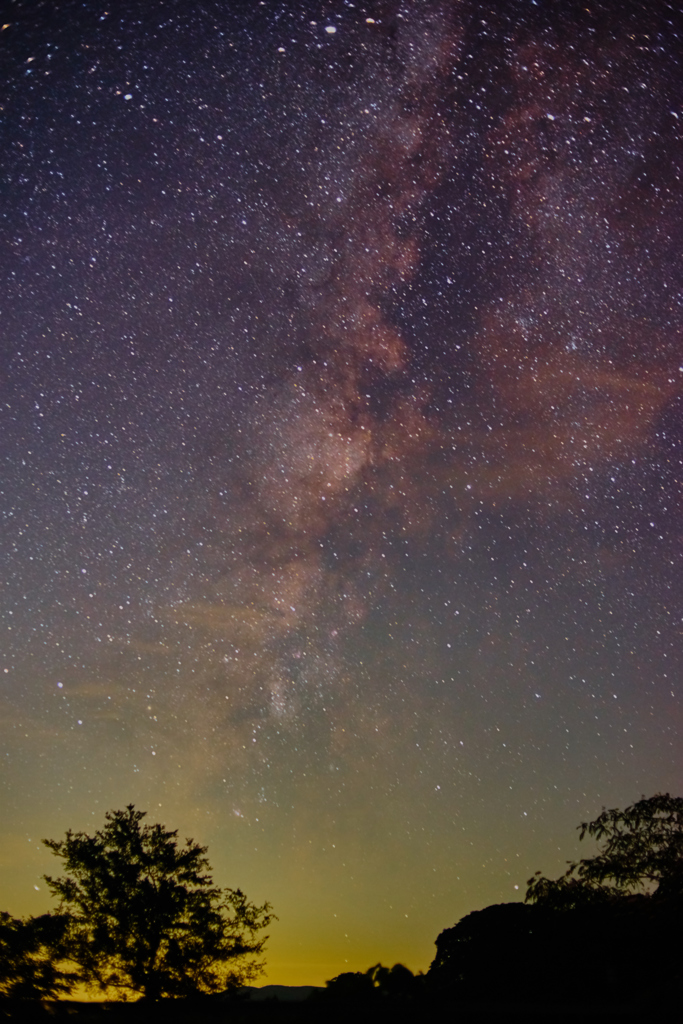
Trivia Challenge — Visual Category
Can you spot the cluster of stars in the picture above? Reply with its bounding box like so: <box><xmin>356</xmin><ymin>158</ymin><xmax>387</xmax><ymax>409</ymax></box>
<box><xmin>1</xmin><ymin>0</ymin><xmax>682</xmax><ymax>987</ymax></box>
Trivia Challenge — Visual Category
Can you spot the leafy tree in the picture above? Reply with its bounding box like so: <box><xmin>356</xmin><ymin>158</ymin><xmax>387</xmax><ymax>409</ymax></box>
<box><xmin>0</xmin><ymin>912</ymin><xmax>73</xmax><ymax>1000</ymax></box>
<box><xmin>324</xmin><ymin>970</ymin><xmax>376</xmax><ymax>999</ymax></box>
<box><xmin>526</xmin><ymin>793</ymin><xmax>683</xmax><ymax>909</ymax></box>
<box><xmin>366</xmin><ymin>962</ymin><xmax>420</xmax><ymax>997</ymax></box>
<box><xmin>323</xmin><ymin>963</ymin><xmax>419</xmax><ymax>1000</ymax></box>
<box><xmin>43</xmin><ymin>805</ymin><xmax>274</xmax><ymax>1001</ymax></box>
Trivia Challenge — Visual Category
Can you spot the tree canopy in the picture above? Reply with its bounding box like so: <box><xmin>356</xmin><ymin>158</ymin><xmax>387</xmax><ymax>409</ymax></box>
<box><xmin>43</xmin><ymin>804</ymin><xmax>274</xmax><ymax>1001</ymax></box>
<box><xmin>0</xmin><ymin>912</ymin><xmax>73</xmax><ymax>1001</ymax></box>
<box><xmin>526</xmin><ymin>793</ymin><xmax>683</xmax><ymax>909</ymax></box>
<box><xmin>323</xmin><ymin>963</ymin><xmax>420</xmax><ymax>1000</ymax></box>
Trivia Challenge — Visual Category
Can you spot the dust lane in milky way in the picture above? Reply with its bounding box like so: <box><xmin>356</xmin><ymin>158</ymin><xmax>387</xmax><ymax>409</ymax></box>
<box><xmin>2</xmin><ymin>0</ymin><xmax>682</xmax><ymax>984</ymax></box>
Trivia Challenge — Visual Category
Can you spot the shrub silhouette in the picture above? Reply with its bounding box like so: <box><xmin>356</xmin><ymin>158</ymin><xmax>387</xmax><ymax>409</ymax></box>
<box><xmin>322</xmin><ymin>962</ymin><xmax>420</xmax><ymax>1002</ymax></box>
<box><xmin>324</xmin><ymin>970</ymin><xmax>376</xmax><ymax>999</ymax></box>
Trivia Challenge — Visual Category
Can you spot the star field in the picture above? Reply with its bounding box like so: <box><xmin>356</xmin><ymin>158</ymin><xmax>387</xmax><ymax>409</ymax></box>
<box><xmin>2</xmin><ymin>0</ymin><xmax>683</xmax><ymax>986</ymax></box>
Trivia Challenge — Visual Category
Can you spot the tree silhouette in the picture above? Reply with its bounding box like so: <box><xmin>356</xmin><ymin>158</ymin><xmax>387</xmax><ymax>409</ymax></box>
<box><xmin>0</xmin><ymin>912</ymin><xmax>73</xmax><ymax>1000</ymax></box>
<box><xmin>324</xmin><ymin>970</ymin><xmax>376</xmax><ymax>999</ymax></box>
<box><xmin>366</xmin><ymin>962</ymin><xmax>421</xmax><ymax>997</ymax></box>
<box><xmin>526</xmin><ymin>793</ymin><xmax>683</xmax><ymax>908</ymax></box>
<box><xmin>323</xmin><ymin>963</ymin><xmax>419</xmax><ymax>1001</ymax></box>
<box><xmin>43</xmin><ymin>804</ymin><xmax>274</xmax><ymax>1001</ymax></box>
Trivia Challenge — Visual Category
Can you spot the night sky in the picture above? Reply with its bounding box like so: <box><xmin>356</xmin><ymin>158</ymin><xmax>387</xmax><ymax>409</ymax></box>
<box><xmin>2</xmin><ymin>0</ymin><xmax>683</xmax><ymax>987</ymax></box>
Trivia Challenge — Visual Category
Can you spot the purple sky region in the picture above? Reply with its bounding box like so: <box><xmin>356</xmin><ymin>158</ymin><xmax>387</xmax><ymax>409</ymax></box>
<box><xmin>2</xmin><ymin>0</ymin><xmax>682</xmax><ymax>985</ymax></box>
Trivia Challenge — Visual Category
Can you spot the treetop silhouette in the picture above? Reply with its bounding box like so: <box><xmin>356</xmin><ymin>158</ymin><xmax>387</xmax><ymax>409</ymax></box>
<box><xmin>42</xmin><ymin>804</ymin><xmax>274</xmax><ymax>1001</ymax></box>
<box><xmin>526</xmin><ymin>793</ymin><xmax>683</xmax><ymax>909</ymax></box>
<box><xmin>430</xmin><ymin>795</ymin><xmax>683</xmax><ymax>1004</ymax></box>
<box><xmin>323</xmin><ymin>962</ymin><xmax>420</xmax><ymax>1000</ymax></box>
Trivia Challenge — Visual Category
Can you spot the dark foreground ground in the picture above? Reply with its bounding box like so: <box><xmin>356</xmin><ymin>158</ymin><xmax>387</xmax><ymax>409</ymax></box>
<box><xmin>0</xmin><ymin>995</ymin><xmax>676</xmax><ymax>1024</ymax></box>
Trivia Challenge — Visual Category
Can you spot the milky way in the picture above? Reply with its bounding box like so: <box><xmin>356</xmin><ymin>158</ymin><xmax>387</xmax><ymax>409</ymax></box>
<box><xmin>2</xmin><ymin>0</ymin><xmax>682</xmax><ymax>984</ymax></box>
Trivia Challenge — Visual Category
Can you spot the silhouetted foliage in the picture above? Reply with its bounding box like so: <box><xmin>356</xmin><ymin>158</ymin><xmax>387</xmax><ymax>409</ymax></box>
<box><xmin>0</xmin><ymin>912</ymin><xmax>73</xmax><ymax>1000</ymax></box>
<box><xmin>321</xmin><ymin>962</ymin><xmax>420</xmax><ymax>1003</ymax></box>
<box><xmin>324</xmin><ymin>970</ymin><xmax>376</xmax><ymax>1000</ymax></box>
<box><xmin>42</xmin><ymin>805</ymin><xmax>274</xmax><ymax>1001</ymax></box>
<box><xmin>429</xmin><ymin>795</ymin><xmax>683</xmax><ymax>1006</ymax></box>
<box><xmin>366</xmin><ymin>962</ymin><xmax>422</xmax><ymax>998</ymax></box>
<box><xmin>431</xmin><ymin>897</ymin><xmax>683</xmax><ymax>1002</ymax></box>
<box><xmin>526</xmin><ymin>793</ymin><xmax>683</xmax><ymax>908</ymax></box>
<box><xmin>429</xmin><ymin>903</ymin><xmax>537</xmax><ymax>997</ymax></box>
